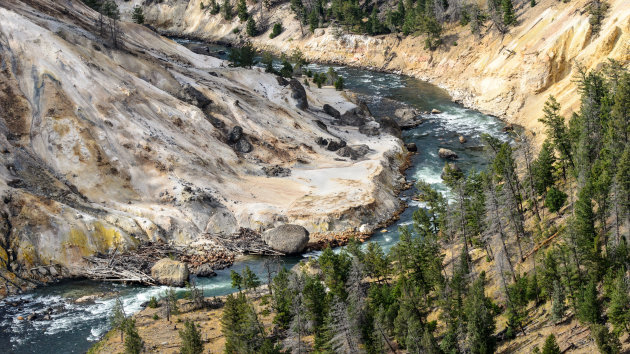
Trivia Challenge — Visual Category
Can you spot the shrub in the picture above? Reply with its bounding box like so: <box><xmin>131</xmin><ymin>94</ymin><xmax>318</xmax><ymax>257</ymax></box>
<box><xmin>147</xmin><ymin>296</ymin><xmax>159</xmax><ymax>308</ymax></box>
<box><xmin>269</xmin><ymin>23</ymin><xmax>283</xmax><ymax>39</ymax></box>
<box><xmin>334</xmin><ymin>76</ymin><xmax>344</xmax><ymax>90</ymax></box>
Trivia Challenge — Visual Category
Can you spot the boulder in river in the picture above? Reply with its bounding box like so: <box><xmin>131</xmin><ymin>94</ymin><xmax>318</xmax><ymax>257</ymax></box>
<box><xmin>459</xmin><ymin>135</ymin><xmax>467</xmax><ymax>144</ymax></box>
<box><xmin>431</xmin><ymin>108</ymin><xmax>442</xmax><ymax>114</ymax></box>
<box><xmin>438</xmin><ymin>148</ymin><xmax>458</xmax><ymax>159</ymax></box>
<box><xmin>323</xmin><ymin>104</ymin><xmax>341</xmax><ymax>119</ymax></box>
<box><xmin>406</xmin><ymin>143</ymin><xmax>418</xmax><ymax>152</ymax></box>
<box><xmin>262</xmin><ymin>224</ymin><xmax>310</xmax><ymax>254</ymax></box>
<box><xmin>151</xmin><ymin>258</ymin><xmax>189</xmax><ymax>287</ymax></box>
<box><xmin>192</xmin><ymin>264</ymin><xmax>216</xmax><ymax>277</ymax></box>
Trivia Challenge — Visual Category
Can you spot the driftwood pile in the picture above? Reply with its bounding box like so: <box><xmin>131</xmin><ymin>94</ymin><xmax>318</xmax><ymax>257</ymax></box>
<box><xmin>81</xmin><ymin>228</ymin><xmax>281</xmax><ymax>284</ymax></box>
<box><xmin>204</xmin><ymin>228</ymin><xmax>284</xmax><ymax>256</ymax></box>
<box><xmin>83</xmin><ymin>243</ymin><xmax>180</xmax><ymax>285</ymax></box>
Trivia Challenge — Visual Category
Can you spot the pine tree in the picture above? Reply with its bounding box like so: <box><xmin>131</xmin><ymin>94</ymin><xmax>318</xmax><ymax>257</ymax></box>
<box><xmin>465</xmin><ymin>274</ymin><xmax>496</xmax><ymax>354</ymax></box>
<box><xmin>246</xmin><ymin>17</ymin><xmax>258</xmax><ymax>36</ymax></box>
<box><xmin>541</xmin><ymin>334</ymin><xmax>560</xmax><ymax>354</ymax></box>
<box><xmin>110</xmin><ymin>297</ymin><xmax>127</xmax><ymax>342</ymax></box>
<box><xmin>607</xmin><ymin>272</ymin><xmax>630</xmax><ymax>336</ymax></box>
<box><xmin>237</xmin><ymin>0</ymin><xmax>248</xmax><ymax>21</ymax></box>
<box><xmin>271</xmin><ymin>267</ymin><xmax>292</xmax><ymax>329</ymax></box>
<box><xmin>179</xmin><ymin>320</ymin><xmax>203</xmax><ymax>354</ymax></box>
<box><xmin>123</xmin><ymin>319</ymin><xmax>143</xmax><ymax>354</ymax></box>
<box><xmin>551</xmin><ymin>280</ymin><xmax>567</xmax><ymax>322</ymax></box>
<box><xmin>221</xmin><ymin>292</ymin><xmax>265</xmax><ymax>352</ymax></box>
<box><xmin>501</xmin><ymin>0</ymin><xmax>516</xmax><ymax>26</ymax></box>
<box><xmin>539</xmin><ymin>96</ymin><xmax>573</xmax><ymax>178</ymax></box>
<box><xmin>533</xmin><ymin>140</ymin><xmax>556</xmax><ymax>196</ymax></box>
<box><xmin>222</xmin><ymin>0</ymin><xmax>233</xmax><ymax>20</ymax></box>
<box><xmin>131</xmin><ymin>5</ymin><xmax>144</xmax><ymax>24</ymax></box>
<box><xmin>578</xmin><ymin>276</ymin><xmax>601</xmax><ymax>324</ymax></box>
<box><xmin>590</xmin><ymin>323</ymin><xmax>622</xmax><ymax>354</ymax></box>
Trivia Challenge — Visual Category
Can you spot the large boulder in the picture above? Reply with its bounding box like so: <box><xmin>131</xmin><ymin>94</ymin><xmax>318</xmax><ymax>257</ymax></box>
<box><xmin>228</xmin><ymin>126</ymin><xmax>243</xmax><ymax>143</ymax></box>
<box><xmin>339</xmin><ymin>108</ymin><xmax>365</xmax><ymax>126</ymax></box>
<box><xmin>376</xmin><ymin>116</ymin><xmax>402</xmax><ymax>138</ymax></box>
<box><xmin>336</xmin><ymin>145</ymin><xmax>370</xmax><ymax>160</ymax></box>
<box><xmin>323</xmin><ymin>104</ymin><xmax>341</xmax><ymax>119</ymax></box>
<box><xmin>262</xmin><ymin>224</ymin><xmax>310</xmax><ymax>254</ymax></box>
<box><xmin>393</xmin><ymin>107</ymin><xmax>423</xmax><ymax>130</ymax></box>
<box><xmin>151</xmin><ymin>258</ymin><xmax>189</xmax><ymax>287</ymax></box>
<box><xmin>235</xmin><ymin>139</ymin><xmax>253</xmax><ymax>153</ymax></box>
<box><xmin>289</xmin><ymin>79</ymin><xmax>308</xmax><ymax>110</ymax></box>
<box><xmin>438</xmin><ymin>148</ymin><xmax>458</xmax><ymax>160</ymax></box>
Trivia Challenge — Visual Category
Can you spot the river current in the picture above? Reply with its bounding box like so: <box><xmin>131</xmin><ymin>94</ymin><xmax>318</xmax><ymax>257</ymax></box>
<box><xmin>0</xmin><ymin>41</ymin><xmax>508</xmax><ymax>353</ymax></box>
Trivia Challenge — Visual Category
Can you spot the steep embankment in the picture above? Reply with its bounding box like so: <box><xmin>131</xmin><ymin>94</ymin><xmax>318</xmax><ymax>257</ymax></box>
<box><xmin>0</xmin><ymin>0</ymin><xmax>405</xmax><ymax>294</ymax></box>
<box><xmin>127</xmin><ymin>0</ymin><xmax>629</xmax><ymax>138</ymax></box>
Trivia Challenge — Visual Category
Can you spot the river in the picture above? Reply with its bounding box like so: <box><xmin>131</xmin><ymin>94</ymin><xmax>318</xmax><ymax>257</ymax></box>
<box><xmin>0</xmin><ymin>41</ymin><xmax>508</xmax><ymax>353</ymax></box>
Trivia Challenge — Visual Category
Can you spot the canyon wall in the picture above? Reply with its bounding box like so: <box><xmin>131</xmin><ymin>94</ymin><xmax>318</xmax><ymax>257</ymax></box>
<box><xmin>127</xmin><ymin>0</ymin><xmax>629</xmax><ymax>140</ymax></box>
<box><xmin>0</xmin><ymin>0</ymin><xmax>405</xmax><ymax>292</ymax></box>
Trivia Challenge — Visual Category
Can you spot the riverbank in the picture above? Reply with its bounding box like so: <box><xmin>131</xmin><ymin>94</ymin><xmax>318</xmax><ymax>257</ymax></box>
<box><xmin>124</xmin><ymin>0</ymin><xmax>629</xmax><ymax>143</ymax></box>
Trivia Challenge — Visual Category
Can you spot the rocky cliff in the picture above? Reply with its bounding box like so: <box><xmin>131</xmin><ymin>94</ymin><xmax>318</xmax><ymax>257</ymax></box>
<box><xmin>129</xmin><ymin>0</ymin><xmax>629</xmax><ymax>139</ymax></box>
<box><xmin>0</xmin><ymin>0</ymin><xmax>405</xmax><ymax>293</ymax></box>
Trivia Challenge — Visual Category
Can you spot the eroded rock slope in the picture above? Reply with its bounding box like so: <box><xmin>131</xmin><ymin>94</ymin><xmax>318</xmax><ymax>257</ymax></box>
<box><xmin>0</xmin><ymin>0</ymin><xmax>405</xmax><ymax>292</ymax></box>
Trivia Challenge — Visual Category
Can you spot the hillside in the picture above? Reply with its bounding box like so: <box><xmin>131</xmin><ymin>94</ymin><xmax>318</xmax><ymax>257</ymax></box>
<box><xmin>0</xmin><ymin>0</ymin><xmax>406</xmax><ymax>294</ymax></box>
<box><xmin>130</xmin><ymin>0</ymin><xmax>629</xmax><ymax>139</ymax></box>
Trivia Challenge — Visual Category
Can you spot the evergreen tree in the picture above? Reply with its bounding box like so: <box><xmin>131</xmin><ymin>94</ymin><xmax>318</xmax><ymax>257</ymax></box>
<box><xmin>179</xmin><ymin>320</ymin><xmax>203</xmax><ymax>354</ymax></box>
<box><xmin>110</xmin><ymin>297</ymin><xmax>127</xmax><ymax>342</ymax></box>
<box><xmin>551</xmin><ymin>280</ymin><xmax>567</xmax><ymax>322</ymax></box>
<box><xmin>131</xmin><ymin>5</ymin><xmax>144</xmax><ymax>24</ymax></box>
<box><xmin>545</xmin><ymin>187</ymin><xmax>567</xmax><ymax>213</ymax></box>
<box><xmin>246</xmin><ymin>17</ymin><xmax>258</xmax><ymax>36</ymax></box>
<box><xmin>541</xmin><ymin>334</ymin><xmax>560</xmax><ymax>354</ymax></box>
<box><xmin>123</xmin><ymin>318</ymin><xmax>142</xmax><ymax>354</ymax></box>
<box><xmin>588</xmin><ymin>0</ymin><xmax>609</xmax><ymax>36</ymax></box>
<box><xmin>221</xmin><ymin>292</ymin><xmax>265</xmax><ymax>352</ymax></box>
<box><xmin>533</xmin><ymin>140</ymin><xmax>556</xmax><ymax>196</ymax></box>
<box><xmin>607</xmin><ymin>272</ymin><xmax>630</xmax><ymax>336</ymax></box>
<box><xmin>222</xmin><ymin>0</ymin><xmax>233</xmax><ymax>20</ymax></box>
<box><xmin>501</xmin><ymin>0</ymin><xmax>516</xmax><ymax>26</ymax></box>
<box><xmin>539</xmin><ymin>96</ymin><xmax>573</xmax><ymax>178</ymax></box>
<box><xmin>578</xmin><ymin>276</ymin><xmax>602</xmax><ymax>324</ymax></box>
<box><xmin>271</xmin><ymin>267</ymin><xmax>292</xmax><ymax>329</ymax></box>
<box><xmin>590</xmin><ymin>323</ymin><xmax>622</xmax><ymax>354</ymax></box>
<box><xmin>465</xmin><ymin>274</ymin><xmax>496</xmax><ymax>354</ymax></box>
<box><xmin>237</xmin><ymin>0</ymin><xmax>248</xmax><ymax>21</ymax></box>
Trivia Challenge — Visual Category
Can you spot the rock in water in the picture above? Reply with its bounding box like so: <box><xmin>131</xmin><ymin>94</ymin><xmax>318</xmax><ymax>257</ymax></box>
<box><xmin>262</xmin><ymin>224</ymin><xmax>310</xmax><ymax>254</ymax></box>
<box><xmin>406</xmin><ymin>143</ymin><xmax>418</xmax><ymax>152</ymax></box>
<box><xmin>289</xmin><ymin>79</ymin><xmax>308</xmax><ymax>110</ymax></box>
<box><xmin>438</xmin><ymin>148</ymin><xmax>458</xmax><ymax>159</ymax></box>
<box><xmin>192</xmin><ymin>264</ymin><xmax>216</xmax><ymax>277</ymax></box>
<box><xmin>323</xmin><ymin>104</ymin><xmax>341</xmax><ymax>119</ymax></box>
<box><xmin>431</xmin><ymin>108</ymin><xmax>442</xmax><ymax>114</ymax></box>
<box><xmin>459</xmin><ymin>135</ymin><xmax>467</xmax><ymax>144</ymax></box>
<box><xmin>151</xmin><ymin>258</ymin><xmax>189</xmax><ymax>287</ymax></box>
